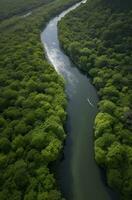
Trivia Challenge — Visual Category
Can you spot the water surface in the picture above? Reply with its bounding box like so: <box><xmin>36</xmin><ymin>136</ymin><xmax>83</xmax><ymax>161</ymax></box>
<box><xmin>41</xmin><ymin>1</ymin><xmax>118</xmax><ymax>199</ymax></box>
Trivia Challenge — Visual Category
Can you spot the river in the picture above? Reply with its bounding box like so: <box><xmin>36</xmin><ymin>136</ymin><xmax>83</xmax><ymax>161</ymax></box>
<box><xmin>41</xmin><ymin>1</ymin><xmax>118</xmax><ymax>200</ymax></box>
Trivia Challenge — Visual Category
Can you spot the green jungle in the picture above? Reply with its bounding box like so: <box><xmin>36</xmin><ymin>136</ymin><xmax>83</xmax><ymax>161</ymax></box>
<box><xmin>59</xmin><ymin>0</ymin><xmax>132</xmax><ymax>199</ymax></box>
<box><xmin>0</xmin><ymin>0</ymin><xmax>132</xmax><ymax>199</ymax></box>
<box><xmin>0</xmin><ymin>0</ymin><xmax>79</xmax><ymax>199</ymax></box>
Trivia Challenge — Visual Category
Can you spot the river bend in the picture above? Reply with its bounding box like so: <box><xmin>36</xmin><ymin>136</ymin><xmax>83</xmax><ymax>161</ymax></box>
<box><xmin>41</xmin><ymin>1</ymin><xmax>117</xmax><ymax>199</ymax></box>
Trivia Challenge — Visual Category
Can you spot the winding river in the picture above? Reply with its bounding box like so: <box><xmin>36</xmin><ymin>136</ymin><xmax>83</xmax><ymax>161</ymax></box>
<box><xmin>41</xmin><ymin>1</ymin><xmax>118</xmax><ymax>200</ymax></box>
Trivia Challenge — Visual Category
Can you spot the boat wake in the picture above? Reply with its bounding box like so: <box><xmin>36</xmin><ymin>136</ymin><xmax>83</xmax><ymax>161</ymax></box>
<box><xmin>87</xmin><ymin>98</ymin><xmax>94</xmax><ymax>107</ymax></box>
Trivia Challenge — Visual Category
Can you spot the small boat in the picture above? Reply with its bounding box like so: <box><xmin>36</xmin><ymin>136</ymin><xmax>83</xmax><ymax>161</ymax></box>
<box><xmin>87</xmin><ymin>98</ymin><xmax>94</xmax><ymax>107</ymax></box>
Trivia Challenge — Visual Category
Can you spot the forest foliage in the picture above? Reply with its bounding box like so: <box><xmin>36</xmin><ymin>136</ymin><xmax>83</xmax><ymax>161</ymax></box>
<box><xmin>58</xmin><ymin>0</ymin><xmax>132</xmax><ymax>199</ymax></box>
<box><xmin>0</xmin><ymin>0</ymin><xmax>54</xmax><ymax>20</ymax></box>
<box><xmin>0</xmin><ymin>0</ymin><xmax>79</xmax><ymax>199</ymax></box>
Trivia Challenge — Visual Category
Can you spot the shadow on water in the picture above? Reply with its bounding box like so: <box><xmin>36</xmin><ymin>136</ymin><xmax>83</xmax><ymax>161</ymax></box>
<box><xmin>41</xmin><ymin>1</ymin><xmax>119</xmax><ymax>200</ymax></box>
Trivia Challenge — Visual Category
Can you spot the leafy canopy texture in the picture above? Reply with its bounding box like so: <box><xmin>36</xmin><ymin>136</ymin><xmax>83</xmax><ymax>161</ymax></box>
<box><xmin>0</xmin><ymin>0</ymin><xmax>79</xmax><ymax>199</ymax></box>
<box><xmin>58</xmin><ymin>0</ymin><xmax>132</xmax><ymax>199</ymax></box>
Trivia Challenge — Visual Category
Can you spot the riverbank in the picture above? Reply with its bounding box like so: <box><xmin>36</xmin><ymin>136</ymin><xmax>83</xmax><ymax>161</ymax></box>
<box><xmin>0</xmin><ymin>0</ymin><xmax>80</xmax><ymax>199</ymax></box>
<box><xmin>58</xmin><ymin>0</ymin><xmax>132</xmax><ymax>199</ymax></box>
<box><xmin>41</xmin><ymin>1</ymin><xmax>119</xmax><ymax>200</ymax></box>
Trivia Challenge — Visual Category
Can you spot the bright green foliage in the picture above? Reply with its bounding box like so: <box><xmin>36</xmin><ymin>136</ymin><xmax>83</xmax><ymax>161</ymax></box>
<box><xmin>106</xmin><ymin>142</ymin><xmax>125</xmax><ymax>168</ymax></box>
<box><xmin>95</xmin><ymin>133</ymin><xmax>116</xmax><ymax>150</ymax></box>
<box><xmin>58</xmin><ymin>0</ymin><xmax>132</xmax><ymax>198</ymax></box>
<box><xmin>0</xmin><ymin>0</ymin><xmax>79</xmax><ymax>199</ymax></box>
<box><xmin>98</xmin><ymin>100</ymin><xmax>116</xmax><ymax>114</ymax></box>
<box><xmin>95</xmin><ymin>113</ymin><xmax>114</xmax><ymax>137</ymax></box>
<box><xmin>95</xmin><ymin>147</ymin><xmax>106</xmax><ymax>166</ymax></box>
<box><xmin>41</xmin><ymin>139</ymin><xmax>62</xmax><ymax>162</ymax></box>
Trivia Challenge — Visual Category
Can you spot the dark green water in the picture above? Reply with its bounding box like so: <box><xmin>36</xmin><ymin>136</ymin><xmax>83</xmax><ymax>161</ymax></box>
<box><xmin>41</xmin><ymin>1</ymin><xmax>118</xmax><ymax>199</ymax></box>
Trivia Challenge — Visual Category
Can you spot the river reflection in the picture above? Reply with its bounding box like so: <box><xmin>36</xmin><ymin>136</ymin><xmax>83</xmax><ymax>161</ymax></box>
<box><xmin>41</xmin><ymin>1</ymin><xmax>118</xmax><ymax>200</ymax></box>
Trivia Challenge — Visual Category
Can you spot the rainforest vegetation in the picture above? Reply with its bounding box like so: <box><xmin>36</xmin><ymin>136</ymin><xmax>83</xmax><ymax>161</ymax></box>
<box><xmin>0</xmin><ymin>0</ymin><xmax>79</xmax><ymax>199</ymax></box>
<box><xmin>58</xmin><ymin>0</ymin><xmax>132</xmax><ymax>199</ymax></box>
<box><xmin>0</xmin><ymin>0</ymin><xmax>54</xmax><ymax>20</ymax></box>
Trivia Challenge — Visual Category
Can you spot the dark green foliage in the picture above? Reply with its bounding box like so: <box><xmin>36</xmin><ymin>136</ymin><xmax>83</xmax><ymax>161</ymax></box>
<box><xmin>58</xmin><ymin>0</ymin><xmax>132</xmax><ymax>199</ymax></box>
<box><xmin>0</xmin><ymin>0</ymin><xmax>54</xmax><ymax>20</ymax></box>
<box><xmin>0</xmin><ymin>0</ymin><xmax>79</xmax><ymax>199</ymax></box>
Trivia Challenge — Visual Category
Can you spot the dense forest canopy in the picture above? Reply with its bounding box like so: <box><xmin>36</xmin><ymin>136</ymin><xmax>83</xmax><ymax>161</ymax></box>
<box><xmin>58</xmin><ymin>0</ymin><xmax>132</xmax><ymax>199</ymax></box>
<box><xmin>0</xmin><ymin>0</ymin><xmax>54</xmax><ymax>20</ymax></box>
<box><xmin>0</xmin><ymin>0</ymin><xmax>132</xmax><ymax>199</ymax></box>
<box><xmin>105</xmin><ymin>0</ymin><xmax>132</xmax><ymax>9</ymax></box>
<box><xmin>0</xmin><ymin>0</ymin><xmax>79</xmax><ymax>199</ymax></box>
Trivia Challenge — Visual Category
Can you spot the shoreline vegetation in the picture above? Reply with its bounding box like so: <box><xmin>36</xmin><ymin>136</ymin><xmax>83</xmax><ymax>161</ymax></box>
<box><xmin>0</xmin><ymin>0</ymin><xmax>80</xmax><ymax>199</ymax></box>
<box><xmin>0</xmin><ymin>0</ymin><xmax>75</xmax><ymax>21</ymax></box>
<box><xmin>58</xmin><ymin>0</ymin><xmax>132</xmax><ymax>199</ymax></box>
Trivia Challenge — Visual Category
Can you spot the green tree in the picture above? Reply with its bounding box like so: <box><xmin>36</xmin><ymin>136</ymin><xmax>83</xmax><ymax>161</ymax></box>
<box><xmin>95</xmin><ymin>146</ymin><xmax>106</xmax><ymax>166</ymax></box>
<box><xmin>99</xmin><ymin>100</ymin><xmax>116</xmax><ymax>114</ymax></box>
<box><xmin>13</xmin><ymin>160</ymin><xmax>29</xmax><ymax>190</ymax></box>
<box><xmin>0</xmin><ymin>137</ymin><xmax>11</xmax><ymax>153</ymax></box>
<box><xmin>41</xmin><ymin>139</ymin><xmax>62</xmax><ymax>162</ymax></box>
<box><xmin>106</xmin><ymin>142</ymin><xmax>125</xmax><ymax>168</ymax></box>
<box><xmin>107</xmin><ymin>169</ymin><xmax>122</xmax><ymax>190</ymax></box>
<box><xmin>95</xmin><ymin>112</ymin><xmax>114</xmax><ymax>137</ymax></box>
<box><xmin>95</xmin><ymin>55</ymin><xmax>109</xmax><ymax>67</ymax></box>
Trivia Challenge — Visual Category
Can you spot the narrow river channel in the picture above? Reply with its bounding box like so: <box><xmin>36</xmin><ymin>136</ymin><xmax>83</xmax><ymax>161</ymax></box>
<box><xmin>41</xmin><ymin>1</ymin><xmax>118</xmax><ymax>200</ymax></box>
